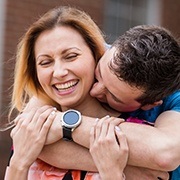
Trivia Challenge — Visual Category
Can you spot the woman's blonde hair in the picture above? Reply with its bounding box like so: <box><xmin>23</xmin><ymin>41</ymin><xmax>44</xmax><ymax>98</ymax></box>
<box><xmin>11</xmin><ymin>6</ymin><xmax>105</xmax><ymax>113</ymax></box>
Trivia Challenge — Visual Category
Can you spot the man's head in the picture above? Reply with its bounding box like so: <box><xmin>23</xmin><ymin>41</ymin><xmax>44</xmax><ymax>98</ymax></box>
<box><xmin>90</xmin><ymin>25</ymin><xmax>180</xmax><ymax>112</ymax></box>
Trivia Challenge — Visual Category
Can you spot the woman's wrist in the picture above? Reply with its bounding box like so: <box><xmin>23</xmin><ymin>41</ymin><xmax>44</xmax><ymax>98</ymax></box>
<box><xmin>10</xmin><ymin>156</ymin><xmax>30</xmax><ymax>172</ymax></box>
<box><xmin>6</xmin><ymin>164</ymin><xmax>29</xmax><ymax>180</ymax></box>
<box><xmin>45</xmin><ymin>111</ymin><xmax>63</xmax><ymax>144</ymax></box>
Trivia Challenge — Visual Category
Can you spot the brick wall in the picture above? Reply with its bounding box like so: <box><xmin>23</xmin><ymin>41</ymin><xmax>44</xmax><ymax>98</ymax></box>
<box><xmin>161</xmin><ymin>0</ymin><xmax>180</xmax><ymax>37</ymax></box>
<box><xmin>0</xmin><ymin>0</ymin><xmax>104</xmax><ymax>179</ymax></box>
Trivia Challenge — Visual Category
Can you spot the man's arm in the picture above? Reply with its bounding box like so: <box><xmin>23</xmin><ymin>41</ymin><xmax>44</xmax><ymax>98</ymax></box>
<box><xmin>40</xmin><ymin>110</ymin><xmax>180</xmax><ymax>171</ymax></box>
<box><xmin>119</xmin><ymin>110</ymin><xmax>180</xmax><ymax>171</ymax></box>
<box><xmin>71</xmin><ymin>110</ymin><xmax>180</xmax><ymax>171</ymax></box>
<box><xmin>39</xmin><ymin>142</ymin><xmax>170</xmax><ymax>180</ymax></box>
<box><xmin>39</xmin><ymin>114</ymin><xmax>170</xmax><ymax>180</ymax></box>
<box><xmin>123</xmin><ymin>166</ymin><xmax>169</xmax><ymax>180</ymax></box>
<box><xmin>23</xmin><ymin>98</ymin><xmax>180</xmax><ymax>171</ymax></box>
<box><xmin>39</xmin><ymin>140</ymin><xmax>97</xmax><ymax>171</ymax></box>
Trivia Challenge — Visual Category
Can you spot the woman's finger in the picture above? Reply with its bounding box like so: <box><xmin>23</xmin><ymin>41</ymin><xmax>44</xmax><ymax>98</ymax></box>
<box><xmin>115</xmin><ymin>126</ymin><xmax>129</xmax><ymax>154</ymax></box>
<box><xmin>90</xmin><ymin>120</ymin><xmax>96</xmax><ymax>148</ymax></box>
<box><xmin>34</xmin><ymin>107</ymin><xmax>57</xmax><ymax>130</ymax></box>
<box><xmin>95</xmin><ymin>115</ymin><xmax>110</xmax><ymax>138</ymax></box>
<box><xmin>38</xmin><ymin>109</ymin><xmax>56</xmax><ymax>142</ymax></box>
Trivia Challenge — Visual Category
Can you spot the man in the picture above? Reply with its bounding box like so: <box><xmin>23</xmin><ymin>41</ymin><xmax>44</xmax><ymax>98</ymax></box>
<box><xmin>22</xmin><ymin>25</ymin><xmax>180</xmax><ymax>179</ymax></box>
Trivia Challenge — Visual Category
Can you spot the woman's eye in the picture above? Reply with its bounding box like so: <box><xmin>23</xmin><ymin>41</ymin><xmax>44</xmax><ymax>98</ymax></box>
<box><xmin>66</xmin><ymin>53</ymin><xmax>78</xmax><ymax>60</ymax></box>
<box><xmin>38</xmin><ymin>59</ymin><xmax>52</xmax><ymax>66</ymax></box>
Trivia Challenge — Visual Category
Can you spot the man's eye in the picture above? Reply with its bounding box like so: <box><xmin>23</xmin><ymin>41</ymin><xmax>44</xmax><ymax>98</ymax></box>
<box><xmin>110</xmin><ymin>93</ymin><xmax>121</xmax><ymax>103</ymax></box>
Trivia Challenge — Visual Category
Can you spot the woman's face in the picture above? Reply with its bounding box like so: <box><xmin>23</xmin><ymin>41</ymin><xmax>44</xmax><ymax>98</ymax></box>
<box><xmin>35</xmin><ymin>26</ymin><xmax>96</xmax><ymax>108</ymax></box>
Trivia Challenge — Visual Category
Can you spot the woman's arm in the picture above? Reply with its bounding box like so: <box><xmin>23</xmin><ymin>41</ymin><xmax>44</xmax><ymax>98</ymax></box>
<box><xmin>5</xmin><ymin>106</ymin><xmax>55</xmax><ymax>180</ymax></box>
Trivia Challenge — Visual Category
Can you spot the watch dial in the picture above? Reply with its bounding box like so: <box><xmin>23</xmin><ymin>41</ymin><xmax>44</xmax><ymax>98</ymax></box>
<box><xmin>64</xmin><ymin>111</ymin><xmax>79</xmax><ymax>125</ymax></box>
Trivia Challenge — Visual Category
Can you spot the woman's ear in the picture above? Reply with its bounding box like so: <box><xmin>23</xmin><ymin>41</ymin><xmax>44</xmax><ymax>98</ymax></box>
<box><xmin>141</xmin><ymin>100</ymin><xmax>163</xmax><ymax>111</ymax></box>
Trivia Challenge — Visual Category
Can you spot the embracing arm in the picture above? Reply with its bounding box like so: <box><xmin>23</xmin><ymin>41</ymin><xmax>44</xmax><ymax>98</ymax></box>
<box><xmin>22</xmin><ymin>98</ymin><xmax>180</xmax><ymax>171</ymax></box>
<box><xmin>123</xmin><ymin>110</ymin><xmax>180</xmax><ymax>171</ymax></box>
<box><xmin>39</xmin><ymin>110</ymin><xmax>180</xmax><ymax>172</ymax></box>
<box><xmin>39</xmin><ymin>140</ymin><xmax>97</xmax><ymax>171</ymax></box>
<box><xmin>73</xmin><ymin>110</ymin><xmax>180</xmax><ymax>171</ymax></box>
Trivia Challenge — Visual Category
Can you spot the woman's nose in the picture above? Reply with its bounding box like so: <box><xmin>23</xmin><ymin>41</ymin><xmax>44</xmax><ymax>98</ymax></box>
<box><xmin>53</xmin><ymin>62</ymin><xmax>68</xmax><ymax>78</ymax></box>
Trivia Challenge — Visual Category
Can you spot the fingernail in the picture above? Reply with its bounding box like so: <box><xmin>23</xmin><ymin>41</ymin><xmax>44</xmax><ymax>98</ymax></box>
<box><xmin>50</xmin><ymin>110</ymin><xmax>56</xmax><ymax>115</ymax></box>
<box><xmin>53</xmin><ymin>107</ymin><xmax>57</xmax><ymax>111</ymax></box>
<box><xmin>115</xmin><ymin>126</ymin><xmax>121</xmax><ymax>131</ymax></box>
<box><xmin>95</xmin><ymin>118</ymin><xmax>99</xmax><ymax>122</ymax></box>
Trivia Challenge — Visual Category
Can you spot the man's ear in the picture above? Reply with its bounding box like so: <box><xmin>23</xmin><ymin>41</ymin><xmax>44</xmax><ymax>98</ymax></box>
<box><xmin>141</xmin><ymin>100</ymin><xmax>163</xmax><ymax>111</ymax></box>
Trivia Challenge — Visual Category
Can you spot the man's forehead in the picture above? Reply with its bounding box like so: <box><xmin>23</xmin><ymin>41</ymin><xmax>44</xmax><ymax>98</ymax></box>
<box><xmin>99</xmin><ymin>47</ymin><xmax>116</xmax><ymax>67</ymax></box>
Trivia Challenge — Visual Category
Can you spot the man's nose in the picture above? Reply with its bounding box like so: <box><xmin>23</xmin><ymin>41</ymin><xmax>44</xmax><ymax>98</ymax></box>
<box><xmin>90</xmin><ymin>81</ymin><xmax>106</xmax><ymax>97</ymax></box>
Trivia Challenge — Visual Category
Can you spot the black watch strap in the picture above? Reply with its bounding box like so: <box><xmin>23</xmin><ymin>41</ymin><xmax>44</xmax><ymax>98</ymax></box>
<box><xmin>62</xmin><ymin>126</ymin><xmax>73</xmax><ymax>141</ymax></box>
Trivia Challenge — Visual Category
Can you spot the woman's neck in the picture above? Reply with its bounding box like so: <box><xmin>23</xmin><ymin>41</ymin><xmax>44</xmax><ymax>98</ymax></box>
<box><xmin>61</xmin><ymin>96</ymin><xmax>120</xmax><ymax>118</ymax></box>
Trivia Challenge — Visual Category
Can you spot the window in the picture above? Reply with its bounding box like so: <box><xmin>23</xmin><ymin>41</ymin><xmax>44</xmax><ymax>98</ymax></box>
<box><xmin>103</xmin><ymin>0</ymin><xmax>162</xmax><ymax>43</ymax></box>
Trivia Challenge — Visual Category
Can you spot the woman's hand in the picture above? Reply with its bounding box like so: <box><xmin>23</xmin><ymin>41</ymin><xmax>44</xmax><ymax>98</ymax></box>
<box><xmin>21</xmin><ymin>100</ymin><xmax>64</xmax><ymax>145</ymax></box>
<box><xmin>10</xmin><ymin>106</ymin><xmax>56</xmax><ymax>169</ymax></box>
<box><xmin>89</xmin><ymin>116</ymin><xmax>128</xmax><ymax>180</ymax></box>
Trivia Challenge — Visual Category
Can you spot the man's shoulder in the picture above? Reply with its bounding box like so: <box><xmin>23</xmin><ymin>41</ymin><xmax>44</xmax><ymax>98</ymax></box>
<box><xmin>164</xmin><ymin>90</ymin><xmax>180</xmax><ymax>100</ymax></box>
<box><xmin>129</xmin><ymin>91</ymin><xmax>180</xmax><ymax>122</ymax></box>
<box><xmin>162</xmin><ymin>90</ymin><xmax>180</xmax><ymax>109</ymax></box>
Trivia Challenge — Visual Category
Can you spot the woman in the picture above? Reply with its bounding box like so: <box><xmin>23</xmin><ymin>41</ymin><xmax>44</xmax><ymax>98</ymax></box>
<box><xmin>5</xmin><ymin>6</ymin><xmax>128</xmax><ymax>180</ymax></box>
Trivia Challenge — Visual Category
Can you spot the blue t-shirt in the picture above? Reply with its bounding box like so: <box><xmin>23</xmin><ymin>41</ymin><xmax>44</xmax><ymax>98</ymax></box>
<box><xmin>129</xmin><ymin>90</ymin><xmax>180</xmax><ymax>180</ymax></box>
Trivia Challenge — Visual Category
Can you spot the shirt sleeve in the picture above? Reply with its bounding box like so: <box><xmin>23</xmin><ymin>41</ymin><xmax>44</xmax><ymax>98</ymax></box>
<box><xmin>163</xmin><ymin>91</ymin><xmax>180</xmax><ymax>112</ymax></box>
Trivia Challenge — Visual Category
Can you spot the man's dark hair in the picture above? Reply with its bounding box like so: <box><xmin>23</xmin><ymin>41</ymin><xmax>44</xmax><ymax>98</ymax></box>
<box><xmin>110</xmin><ymin>25</ymin><xmax>180</xmax><ymax>105</ymax></box>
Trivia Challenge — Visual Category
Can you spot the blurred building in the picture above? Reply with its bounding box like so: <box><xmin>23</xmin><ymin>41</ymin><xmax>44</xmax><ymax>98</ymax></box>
<box><xmin>0</xmin><ymin>0</ymin><xmax>179</xmax><ymax>179</ymax></box>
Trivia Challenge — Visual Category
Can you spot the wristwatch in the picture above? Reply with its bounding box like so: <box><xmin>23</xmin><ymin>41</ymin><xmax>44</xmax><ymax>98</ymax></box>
<box><xmin>61</xmin><ymin>109</ymin><xmax>82</xmax><ymax>141</ymax></box>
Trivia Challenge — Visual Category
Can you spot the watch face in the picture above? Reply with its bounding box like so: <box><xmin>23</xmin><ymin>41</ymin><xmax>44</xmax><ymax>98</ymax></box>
<box><xmin>62</xmin><ymin>110</ymin><xmax>81</xmax><ymax>128</ymax></box>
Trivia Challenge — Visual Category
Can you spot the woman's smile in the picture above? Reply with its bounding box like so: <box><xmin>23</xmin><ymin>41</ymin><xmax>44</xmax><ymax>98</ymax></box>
<box><xmin>53</xmin><ymin>80</ymin><xmax>79</xmax><ymax>95</ymax></box>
